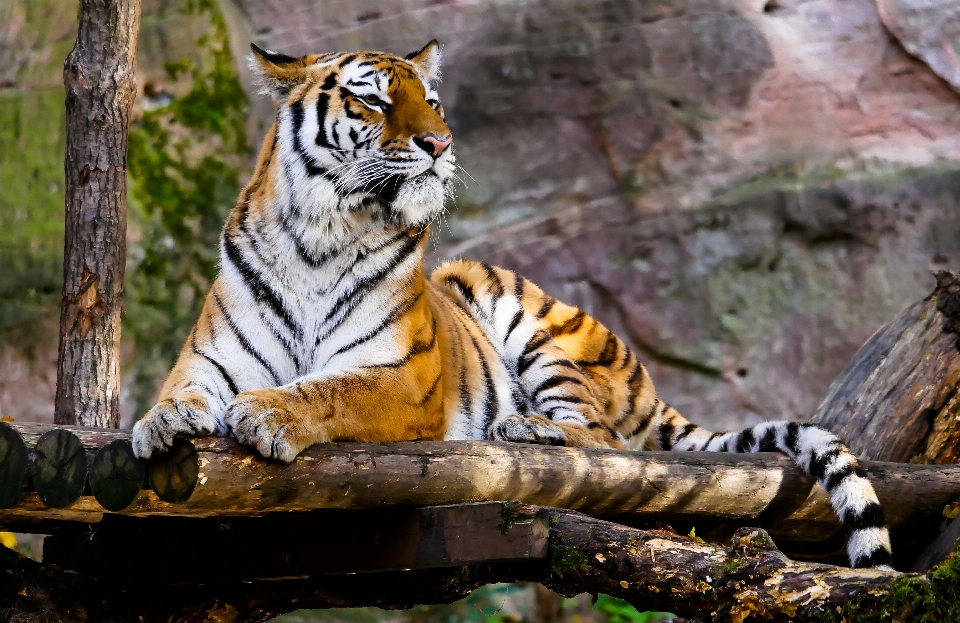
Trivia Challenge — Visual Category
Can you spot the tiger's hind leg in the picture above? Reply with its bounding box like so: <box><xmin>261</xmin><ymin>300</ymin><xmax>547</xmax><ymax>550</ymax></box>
<box><xmin>433</xmin><ymin>261</ymin><xmax>624</xmax><ymax>449</ymax></box>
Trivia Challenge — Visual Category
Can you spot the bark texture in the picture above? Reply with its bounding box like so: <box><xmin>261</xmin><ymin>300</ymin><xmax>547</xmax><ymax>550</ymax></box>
<box><xmin>811</xmin><ymin>271</ymin><xmax>960</xmax><ymax>463</ymax></box>
<box><xmin>0</xmin><ymin>505</ymin><xmax>933</xmax><ymax>623</ymax></box>
<box><xmin>56</xmin><ymin>0</ymin><xmax>141</xmax><ymax>427</ymax></box>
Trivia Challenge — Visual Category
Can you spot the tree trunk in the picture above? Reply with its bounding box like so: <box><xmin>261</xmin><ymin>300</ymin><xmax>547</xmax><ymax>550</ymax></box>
<box><xmin>811</xmin><ymin>270</ymin><xmax>960</xmax><ymax>463</ymax></box>
<box><xmin>56</xmin><ymin>0</ymin><xmax>141</xmax><ymax>427</ymax></box>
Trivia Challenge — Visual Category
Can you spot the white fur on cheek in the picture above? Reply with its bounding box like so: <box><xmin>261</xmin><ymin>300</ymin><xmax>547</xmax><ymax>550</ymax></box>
<box><xmin>392</xmin><ymin>174</ymin><xmax>446</xmax><ymax>226</ymax></box>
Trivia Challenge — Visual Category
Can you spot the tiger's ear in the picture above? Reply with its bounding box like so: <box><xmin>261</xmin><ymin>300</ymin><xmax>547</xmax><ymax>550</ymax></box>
<box><xmin>249</xmin><ymin>43</ymin><xmax>310</xmax><ymax>97</ymax></box>
<box><xmin>405</xmin><ymin>40</ymin><xmax>442</xmax><ymax>82</ymax></box>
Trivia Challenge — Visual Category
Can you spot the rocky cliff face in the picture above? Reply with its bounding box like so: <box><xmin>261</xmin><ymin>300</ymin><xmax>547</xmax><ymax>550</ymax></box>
<box><xmin>229</xmin><ymin>0</ymin><xmax>960</xmax><ymax>427</ymax></box>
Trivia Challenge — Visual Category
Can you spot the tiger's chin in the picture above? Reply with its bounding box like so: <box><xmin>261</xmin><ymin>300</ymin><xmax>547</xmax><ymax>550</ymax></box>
<box><xmin>391</xmin><ymin>171</ymin><xmax>451</xmax><ymax>228</ymax></box>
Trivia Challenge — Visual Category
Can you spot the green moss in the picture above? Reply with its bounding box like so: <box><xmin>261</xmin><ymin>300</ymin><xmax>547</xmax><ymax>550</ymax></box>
<box><xmin>0</xmin><ymin>88</ymin><xmax>67</xmax><ymax>349</ymax></box>
<box><xmin>817</xmin><ymin>546</ymin><xmax>960</xmax><ymax>623</ymax></box>
<box><xmin>124</xmin><ymin>0</ymin><xmax>248</xmax><ymax>415</ymax></box>
<box><xmin>550</xmin><ymin>544</ymin><xmax>590</xmax><ymax>577</ymax></box>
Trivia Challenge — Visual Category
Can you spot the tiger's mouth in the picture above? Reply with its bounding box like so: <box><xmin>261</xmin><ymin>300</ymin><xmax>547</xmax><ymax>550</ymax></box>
<box><xmin>386</xmin><ymin>169</ymin><xmax>452</xmax><ymax>227</ymax></box>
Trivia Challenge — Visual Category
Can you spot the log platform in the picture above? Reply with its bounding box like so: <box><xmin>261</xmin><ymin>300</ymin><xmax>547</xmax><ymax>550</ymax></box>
<box><xmin>0</xmin><ymin>421</ymin><xmax>957</xmax><ymax>571</ymax></box>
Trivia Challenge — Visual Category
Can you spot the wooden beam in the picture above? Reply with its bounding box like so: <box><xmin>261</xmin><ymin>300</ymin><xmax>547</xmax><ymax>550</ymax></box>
<box><xmin>42</xmin><ymin>502</ymin><xmax>547</xmax><ymax>585</ymax></box>
<box><xmin>1</xmin><ymin>423</ymin><xmax>958</xmax><ymax>555</ymax></box>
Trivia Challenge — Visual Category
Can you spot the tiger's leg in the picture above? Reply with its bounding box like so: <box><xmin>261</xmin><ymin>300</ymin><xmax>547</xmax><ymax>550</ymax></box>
<box><xmin>432</xmin><ymin>261</ymin><xmax>623</xmax><ymax>449</ymax></box>
<box><xmin>132</xmin><ymin>286</ymin><xmax>283</xmax><ymax>459</ymax></box>
<box><xmin>224</xmin><ymin>366</ymin><xmax>446</xmax><ymax>463</ymax></box>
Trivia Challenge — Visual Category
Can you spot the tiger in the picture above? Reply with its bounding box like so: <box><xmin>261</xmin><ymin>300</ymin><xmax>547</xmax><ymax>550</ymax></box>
<box><xmin>131</xmin><ymin>40</ymin><xmax>894</xmax><ymax>570</ymax></box>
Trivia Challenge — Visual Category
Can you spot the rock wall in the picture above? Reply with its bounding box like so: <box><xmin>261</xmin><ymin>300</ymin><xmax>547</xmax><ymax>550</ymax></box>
<box><xmin>228</xmin><ymin>0</ymin><xmax>960</xmax><ymax>427</ymax></box>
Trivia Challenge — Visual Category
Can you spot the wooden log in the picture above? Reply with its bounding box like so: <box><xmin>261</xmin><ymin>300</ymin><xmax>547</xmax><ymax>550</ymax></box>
<box><xmin>30</xmin><ymin>429</ymin><xmax>87</xmax><ymax>509</ymax></box>
<box><xmin>0</xmin><ymin>422</ymin><xmax>28</xmax><ymax>509</ymax></box>
<box><xmin>89</xmin><ymin>439</ymin><xmax>145</xmax><ymax>512</ymax></box>
<box><xmin>8</xmin><ymin>504</ymin><xmax>953</xmax><ymax>623</ymax></box>
<box><xmin>0</xmin><ymin>423</ymin><xmax>957</xmax><ymax>563</ymax></box>
<box><xmin>41</xmin><ymin>502</ymin><xmax>548</xmax><ymax>585</ymax></box>
<box><xmin>147</xmin><ymin>438</ymin><xmax>198</xmax><ymax>503</ymax></box>
<box><xmin>811</xmin><ymin>270</ymin><xmax>960</xmax><ymax>463</ymax></box>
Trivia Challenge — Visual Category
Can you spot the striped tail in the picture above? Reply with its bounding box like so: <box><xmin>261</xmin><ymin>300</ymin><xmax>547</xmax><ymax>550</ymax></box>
<box><xmin>654</xmin><ymin>412</ymin><xmax>894</xmax><ymax>570</ymax></box>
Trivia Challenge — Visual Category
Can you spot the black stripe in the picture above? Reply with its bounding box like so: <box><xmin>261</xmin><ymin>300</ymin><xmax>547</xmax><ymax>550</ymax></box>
<box><xmin>290</xmin><ymin>100</ymin><xmax>330</xmax><ymax>177</ymax></box>
<box><xmin>364</xmin><ymin>319</ymin><xmax>438</xmax><ymax>369</ymax></box>
<box><xmin>810</xmin><ymin>446</ymin><xmax>843</xmax><ymax>482</ymax></box>
<box><xmin>544</xmin><ymin>395</ymin><xmax>589</xmax><ymax>406</ymax></box>
<box><xmin>823</xmin><ymin>463</ymin><xmax>865</xmax><ymax>493</ymax></box>
<box><xmin>444</xmin><ymin>275</ymin><xmax>477</xmax><ymax>308</ymax></box>
<box><xmin>330</xmin><ymin>289</ymin><xmax>424</xmax><ymax>358</ymax></box>
<box><xmin>531</xmin><ymin>375</ymin><xmax>587</xmax><ymax>402</ymax></box>
<box><xmin>223</xmin><ymin>231</ymin><xmax>300</xmax><ymax>337</ymax></box>
<box><xmin>784</xmin><ymin>422</ymin><xmax>801</xmax><ymax>457</ymax></box>
<box><xmin>626</xmin><ymin>398</ymin><xmax>660</xmax><ymax>437</ymax></box>
<box><xmin>504</xmin><ymin>309</ymin><xmax>524</xmax><ymax>343</ymax></box>
<box><xmin>318</xmin><ymin>233</ymin><xmax>418</xmax><ymax>340</ymax></box>
<box><xmin>700</xmin><ymin>431</ymin><xmax>722</xmax><ymax>451</ymax></box>
<box><xmin>536</xmin><ymin>297</ymin><xmax>556</xmax><ymax>318</ymax></box>
<box><xmin>735</xmin><ymin>428</ymin><xmax>756</xmax><ymax>453</ymax></box>
<box><xmin>550</xmin><ymin>310</ymin><xmax>586</xmax><ymax>336</ymax></box>
<box><xmin>418</xmin><ymin>372</ymin><xmax>443</xmax><ymax>406</ymax></box>
<box><xmin>852</xmin><ymin>547</ymin><xmax>893</xmax><ymax>570</ymax></box>
<box><xmin>321</xmin><ymin>73</ymin><xmax>337</xmax><ymax>90</ymax></box>
<box><xmin>212</xmin><ymin>291</ymin><xmax>281</xmax><ymax>384</ymax></box>
<box><xmin>757</xmin><ymin>427</ymin><xmax>778</xmax><ymax>452</ymax></box>
<box><xmin>466</xmin><ymin>332</ymin><xmax>499</xmax><ymax>435</ymax></box>
<box><xmin>280</xmin><ymin>207</ymin><xmax>337</xmax><ymax>268</ymax></box>
<box><xmin>843</xmin><ymin>503</ymin><xmax>887</xmax><ymax>531</ymax></box>
<box><xmin>480</xmin><ymin>262</ymin><xmax>505</xmax><ymax>299</ymax></box>
<box><xmin>658</xmin><ymin>421</ymin><xmax>675</xmax><ymax>450</ymax></box>
<box><xmin>517</xmin><ymin>330</ymin><xmax>551</xmax><ymax>375</ymax></box>
<box><xmin>315</xmin><ymin>93</ymin><xmax>338</xmax><ymax>149</ymax></box>
<box><xmin>194</xmin><ymin>348</ymin><xmax>239</xmax><ymax>397</ymax></box>
<box><xmin>674</xmin><ymin>423</ymin><xmax>698</xmax><ymax>446</ymax></box>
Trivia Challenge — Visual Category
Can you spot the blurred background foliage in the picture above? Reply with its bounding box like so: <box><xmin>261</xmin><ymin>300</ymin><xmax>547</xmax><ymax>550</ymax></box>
<box><xmin>125</xmin><ymin>0</ymin><xmax>247</xmax><ymax>415</ymax></box>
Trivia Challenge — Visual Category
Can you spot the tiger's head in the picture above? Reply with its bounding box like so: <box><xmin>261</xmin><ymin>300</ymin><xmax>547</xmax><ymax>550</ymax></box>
<box><xmin>250</xmin><ymin>41</ymin><xmax>455</xmax><ymax>229</ymax></box>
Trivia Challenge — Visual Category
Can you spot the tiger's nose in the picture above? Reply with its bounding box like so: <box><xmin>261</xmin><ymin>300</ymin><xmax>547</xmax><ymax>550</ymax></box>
<box><xmin>414</xmin><ymin>133</ymin><xmax>452</xmax><ymax>157</ymax></box>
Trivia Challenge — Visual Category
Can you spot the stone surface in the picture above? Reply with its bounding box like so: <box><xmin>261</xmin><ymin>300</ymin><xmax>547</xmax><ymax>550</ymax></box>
<box><xmin>877</xmin><ymin>0</ymin><xmax>960</xmax><ymax>93</ymax></box>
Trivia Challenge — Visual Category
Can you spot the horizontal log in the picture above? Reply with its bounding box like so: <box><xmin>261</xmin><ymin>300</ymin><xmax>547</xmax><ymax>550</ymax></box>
<box><xmin>42</xmin><ymin>502</ymin><xmax>548</xmax><ymax>585</ymax></box>
<box><xmin>1</xmin><ymin>423</ymin><xmax>958</xmax><ymax>554</ymax></box>
<box><xmin>7</xmin><ymin>504</ymin><xmax>944</xmax><ymax>623</ymax></box>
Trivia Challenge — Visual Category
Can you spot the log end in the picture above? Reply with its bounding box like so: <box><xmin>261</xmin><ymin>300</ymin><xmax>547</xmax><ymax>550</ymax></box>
<box><xmin>31</xmin><ymin>429</ymin><xmax>87</xmax><ymax>508</ymax></box>
<box><xmin>90</xmin><ymin>439</ymin><xmax>145</xmax><ymax>512</ymax></box>
<box><xmin>0</xmin><ymin>422</ymin><xmax>28</xmax><ymax>508</ymax></box>
<box><xmin>147</xmin><ymin>439</ymin><xmax>199</xmax><ymax>504</ymax></box>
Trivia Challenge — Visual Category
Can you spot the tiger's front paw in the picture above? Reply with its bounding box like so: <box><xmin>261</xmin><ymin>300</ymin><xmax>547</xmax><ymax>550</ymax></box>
<box><xmin>489</xmin><ymin>414</ymin><xmax>567</xmax><ymax>446</ymax></box>
<box><xmin>225</xmin><ymin>389</ymin><xmax>318</xmax><ymax>463</ymax></box>
<box><xmin>132</xmin><ymin>394</ymin><xmax>220</xmax><ymax>459</ymax></box>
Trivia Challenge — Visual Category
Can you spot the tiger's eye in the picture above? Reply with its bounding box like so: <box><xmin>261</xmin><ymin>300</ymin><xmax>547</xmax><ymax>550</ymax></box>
<box><xmin>360</xmin><ymin>94</ymin><xmax>385</xmax><ymax>109</ymax></box>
